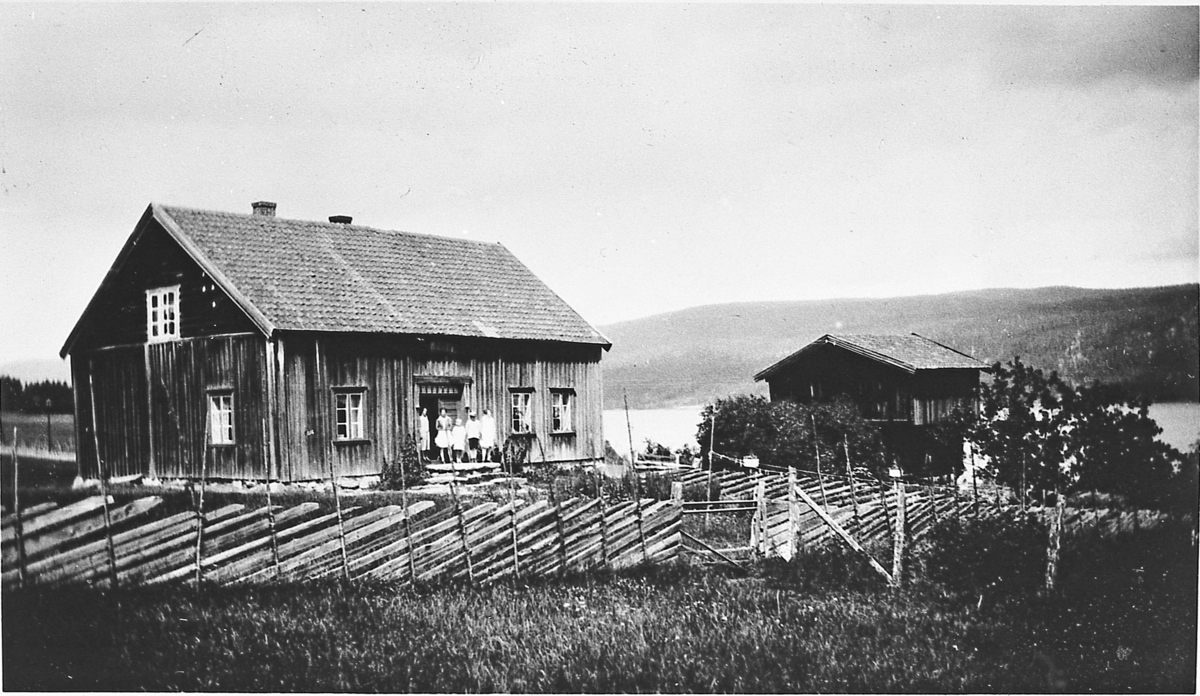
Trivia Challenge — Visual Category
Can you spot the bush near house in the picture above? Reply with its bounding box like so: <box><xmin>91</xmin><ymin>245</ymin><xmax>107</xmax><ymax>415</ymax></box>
<box><xmin>696</xmin><ymin>395</ymin><xmax>888</xmax><ymax>477</ymax></box>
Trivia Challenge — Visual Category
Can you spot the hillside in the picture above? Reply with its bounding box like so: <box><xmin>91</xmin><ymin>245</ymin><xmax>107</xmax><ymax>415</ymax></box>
<box><xmin>599</xmin><ymin>285</ymin><xmax>1199</xmax><ymax>409</ymax></box>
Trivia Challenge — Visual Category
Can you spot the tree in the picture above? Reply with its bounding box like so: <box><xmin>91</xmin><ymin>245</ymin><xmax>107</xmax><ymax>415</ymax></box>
<box><xmin>1064</xmin><ymin>381</ymin><xmax>1179</xmax><ymax>509</ymax></box>
<box><xmin>971</xmin><ymin>358</ymin><xmax>1182</xmax><ymax>508</ymax></box>
<box><xmin>0</xmin><ymin>376</ymin><xmax>73</xmax><ymax>414</ymax></box>
<box><xmin>696</xmin><ymin>394</ymin><xmax>886</xmax><ymax>476</ymax></box>
<box><xmin>973</xmin><ymin>358</ymin><xmax>1075</xmax><ymax>501</ymax></box>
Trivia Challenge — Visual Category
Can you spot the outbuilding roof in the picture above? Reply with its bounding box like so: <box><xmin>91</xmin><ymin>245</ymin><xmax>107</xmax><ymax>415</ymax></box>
<box><xmin>754</xmin><ymin>333</ymin><xmax>987</xmax><ymax>381</ymax></box>
<box><xmin>62</xmin><ymin>203</ymin><xmax>610</xmax><ymax>355</ymax></box>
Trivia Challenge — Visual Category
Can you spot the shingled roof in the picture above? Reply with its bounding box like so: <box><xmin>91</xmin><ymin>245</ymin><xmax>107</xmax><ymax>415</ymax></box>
<box><xmin>754</xmin><ymin>333</ymin><xmax>986</xmax><ymax>380</ymax></box>
<box><xmin>66</xmin><ymin>203</ymin><xmax>610</xmax><ymax>352</ymax></box>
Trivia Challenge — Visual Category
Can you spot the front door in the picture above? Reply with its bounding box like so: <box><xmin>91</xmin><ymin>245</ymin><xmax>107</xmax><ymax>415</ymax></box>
<box><xmin>417</xmin><ymin>383</ymin><xmax>464</xmax><ymax>455</ymax></box>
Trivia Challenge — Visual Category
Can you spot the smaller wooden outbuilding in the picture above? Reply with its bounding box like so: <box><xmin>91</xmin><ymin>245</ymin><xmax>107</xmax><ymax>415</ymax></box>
<box><xmin>754</xmin><ymin>333</ymin><xmax>988</xmax><ymax>470</ymax></box>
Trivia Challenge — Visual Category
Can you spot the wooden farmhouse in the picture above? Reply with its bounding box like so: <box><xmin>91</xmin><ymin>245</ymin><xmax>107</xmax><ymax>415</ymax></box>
<box><xmin>61</xmin><ymin>202</ymin><xmax>611</xmax><ymax>482</ymax></box>
<box><xmin>754</xmin><ymin>334</ymin><xmax>988</xmax><ymax>470</ymax></box>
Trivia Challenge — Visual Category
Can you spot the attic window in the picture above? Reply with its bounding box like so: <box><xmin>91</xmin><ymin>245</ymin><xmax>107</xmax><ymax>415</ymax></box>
<box><xmin>146</xmin><ymin>286</ymin><xmax>180</xmax><ymax>342</ymax></box>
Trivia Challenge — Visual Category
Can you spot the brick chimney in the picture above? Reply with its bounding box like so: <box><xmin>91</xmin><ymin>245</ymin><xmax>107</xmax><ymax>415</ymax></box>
<box><xmin>251</xmin><ymin>201</ymin><xmax>277</xmax><ymax>217</ymax></box>
<box><xmin>329</xmin><ymin>215</ymin><xmax>353</xmax><ymax>224</ymax></box>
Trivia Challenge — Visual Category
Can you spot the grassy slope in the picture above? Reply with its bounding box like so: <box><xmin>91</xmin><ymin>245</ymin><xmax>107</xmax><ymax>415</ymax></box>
<box><xmin>2</xmin><ymin>525</ymin><xmax>1194</xmax><ymax>693</ymax></box>
<box><xmin>600</xmin><ymin>284</ymin><xmax>1200</xmax><ymax>408</ymax></box>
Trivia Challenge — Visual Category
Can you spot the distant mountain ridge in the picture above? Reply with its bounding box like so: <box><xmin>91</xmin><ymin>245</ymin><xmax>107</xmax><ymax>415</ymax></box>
<box><xmin>599</xmin><ymin>285</ymin><xmax>1199</xmax><ymax>409</ymax></box>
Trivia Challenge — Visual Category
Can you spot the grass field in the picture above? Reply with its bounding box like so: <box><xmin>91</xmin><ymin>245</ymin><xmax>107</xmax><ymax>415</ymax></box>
<box><xmin>2</xmin><ymin>519</ymin><xmax>1195</xmax><ymax>692</ymax></box>
<box><xmin>0</xmin><ymin>412</ymin><xmax>75</xmax><ymax>453</ymax></box>
<box><xmin>2</xmin><ymin>436</ymin><xmax>1195</xmax><ymax>692</ymax></box>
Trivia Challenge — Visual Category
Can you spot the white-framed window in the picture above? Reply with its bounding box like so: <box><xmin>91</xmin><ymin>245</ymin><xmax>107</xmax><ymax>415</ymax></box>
<box><xmin>551</xmin><ymin>390</ymin><xmax>573</xmax><ymax>432</ymax></box>
<box><xmin>207</xmin><ymin>392</ymin><xmax>235</xmax><ymax>445</ymax></box>
<box><xmin>146</xmin><ymin>286</ymin><xmax>180</xmax><ymax>342</ymax></box>
<box><xmin>510</xmin><ymin>390</ymin><xmax>532</xmax><ymax>434</ymax></box>
<box><xmin>334</xmin><ymin>390</ymin><xmax>366</xmax><ymax>441</ymax></box>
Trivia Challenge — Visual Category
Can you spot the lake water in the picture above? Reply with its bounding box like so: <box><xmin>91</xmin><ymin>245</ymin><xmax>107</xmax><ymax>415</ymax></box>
<box><xmin>1148</xmin><ymin>402</ymin><xmax>1200</xmax><ymax>453</ymax></box>
<box><xmin>604</xmin><ymin>402</ymin><xmax>1200</xmax><ymax>457</ymax></box>
<box><xmin>603</xmin><ymin>406</ymin><xmax>706</xmax><ymax>458</ymax></box>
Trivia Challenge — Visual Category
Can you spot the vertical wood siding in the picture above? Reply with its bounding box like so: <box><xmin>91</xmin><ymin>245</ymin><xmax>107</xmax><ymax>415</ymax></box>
<box><xmin>76</xmin><ymin>331</ymin><xmax>604</xmax><ymax>483</ymax></box>
<box><xmin>146</xmin><ymin>334</ymin><xmax>268</xmax><ymax>479</ymax></box>
<box><xmin>75</xmin><ymin>347</ymin><xmax>150</xmax><ymax>479</ymax></box>
<box><xmin>278</xmin><ymin>335</ymin><xmax>605</xmax><ymax>480</ymax></box>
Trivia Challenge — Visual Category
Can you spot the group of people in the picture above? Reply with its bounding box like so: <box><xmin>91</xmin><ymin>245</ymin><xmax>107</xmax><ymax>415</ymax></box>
<box><xmin>416</xmin><ymin>406</ymin><xmax>496</xmax><ymax>464</ymax></box>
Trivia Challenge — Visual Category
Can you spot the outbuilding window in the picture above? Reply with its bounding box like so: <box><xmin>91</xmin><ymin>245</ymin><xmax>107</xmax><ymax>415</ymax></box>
<box><xmin>551</xmin><ymin>389</ymin><xmax>574</xmax><ymax>433</ymax></box>
<box><xmin>207</xmin><ymin>391</ymin><xmax>235</xmax><ymax>445</ymax></box>
<box><xmin>334</xmin><ymin>390</ymin><xmax>366</xmax><ymax>441</ymax></box>
<box><xmin>146</xmin><ymin>286</ymin><xmax>180</xmax><ymax>342</ymax></box>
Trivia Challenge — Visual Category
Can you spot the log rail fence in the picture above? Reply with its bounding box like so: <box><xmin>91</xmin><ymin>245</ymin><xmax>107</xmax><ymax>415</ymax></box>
<box><xmin>0</xmin><ymin>491</ymin><xmax>682</xmax><ymax>591</ymax></box>
<box><xmin>2</xmin><ymin>426</ymin><xmax>1182</xmax><ymax>592</ymax></box>
<box><xmin>668</xmin><ymin>464</ymin><xmax>1181</xmax><ymax>584</ymax></box>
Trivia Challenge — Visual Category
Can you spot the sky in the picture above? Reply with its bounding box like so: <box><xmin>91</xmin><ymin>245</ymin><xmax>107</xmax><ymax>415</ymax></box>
<box><xmin>1</xmin><ymin>3</ymin><xmax>1197</xmax><ymax>376</ymax></box>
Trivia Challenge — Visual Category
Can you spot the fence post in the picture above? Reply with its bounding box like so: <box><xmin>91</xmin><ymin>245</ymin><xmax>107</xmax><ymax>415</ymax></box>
<box><xmin>624</xmin><ymin>393</ymin><xmax>648</xmax><ymax>564</ymax></box>
<box><xmin>878</xmin><ymin>476</ymin><xmax>893</xmax><ymax>540</ymax></box>
<box><xmin>811</xmin><ymin>415</ymin><xmax>828</xmax><ymax>510</ymax></box>
<box><xmin>598</xmin><ymin>486</ymin><xmax>609</xmax><ymax>571</ymax></box>
<box><xmin>397</xmin><ymin>455</ymin><xmax>418</xmax><ymax>586</ymax></box>
<box><xmin>636</xmin><ymin>497</ymin><xmax>648</xmax><ymax>564</ymax></box>
<box><xmin>456</xmin><ymin>501</ymin><xmax>476</xmax><ymax>584</ymax></box>
<box><xmin>262</xmin><ymin>417</ymin><xmax>281</xmax><ymax>579</ymax></box>
<box><xmin>787</xmin><ymin>468</ymin><xmax>800</xmax><ymax>559</ymax></box>
<box><xmin>555</xmin><ymin>498</ymin><xmax>568</xmax><ymax>576</ymax></box>
<box><xmin>843</xmin><ymin>435</ymin><xmax>861</xmax><ymax>538</ymax></box>
<box><xmin>755</xmin><ymin>480</ymin><xmax>768</xmax><ymax>558</ymax></box>
<box><xmin>705</xmin><ymin>410</ymin><xmax>716</xmax><ymax>531</ymax></box>
<box><xmin>194</xmin><ymin>411</ymin><xmax>210</xmax><ymax>587</ymax></box>
<box><xmin>969</xmin><ymin>445</ymin><xmax>979</xmax><ymax>520</ymax></box>
<box><xmin>87</xmin><ymin>364</ymin><xmax>119</xmax><ymax>589</ymax></box>
<box><xmin>926</xmin><ymin>455</ymin><xmax>939</xmax><ymax>526</ymax></box>
<box><xmin>326</xmin><ymin>437</ymin><xmax>351</xmax><ymax>581</ymax></box>
<box><xmin>11</xmin><ymin>429</ymin><xmax>27</xmax><ymax>587</ymax></box>
<box><xmin>1044</xmin><ymin>487</ymin><xmax>1065</xmax><ymax>593</ymax></box>
<box><xmin>890</xmin><ymin>466</ymin><xmax>906</xmax><ymax>586</ymax></box>
<box><xmin>670</xmin><ymin>481</ymin><xmax>683</xmax><ymax>506</ymax></box>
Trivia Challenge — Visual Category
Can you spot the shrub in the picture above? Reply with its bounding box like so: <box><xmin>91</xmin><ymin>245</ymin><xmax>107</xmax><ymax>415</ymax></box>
<box><xmin>760</xmin><ymin>541</ymin><xmax>893</xmax><ymax>594</ymax></box>
<box><xmin>913</xmin><ymin>514</ymin><xmax>1048</xmax><ymax>599</ymax></box>
<box><xmin>378</xmin><ymin>436</ymin><xmax>426</xmax><ymax>490</ymax></box>
<box><xmin>697</xmin><ymin>395</ymin><xmax>886</xmax><ymax>476</ymax></box>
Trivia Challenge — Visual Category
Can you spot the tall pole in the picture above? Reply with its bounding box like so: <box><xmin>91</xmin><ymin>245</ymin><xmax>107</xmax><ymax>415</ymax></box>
<box><xmin>88</xmin><ymin>362</ymin><xmax>119</xmax><ymax>589</ymax></box>
<box><xmin>328</xmin><ymin>437</ymin><xmax>351</xmax><ymax>580</ymax></box>
<box><xmin>843</xmin><ymin>435</ymin><xmax>860</xmax><ymax>538</ymax></box>
<box><xmin>706</xmin><ymin>407</ymin><xmax>717</xmax><ymax>530</ymax></box>
<box><xmin>970</xmin><ymin>444</ymin><xmax>980</xmax><ymax>520</ymax></box>
<box><xmin>261</xmin><ymin>415</ymin><xmax>281</xmax><ymax>578</ymax></box>
<box><xmin>623</xmin><ymin>391</ymin><xmax>646</xmax><ymax>561</ymax></box>
<box><xmin>811</xmin><ymin>414</ymin><xmax>827</xmax><ymax>509</ymax></box>
<box><xmin>194</xmin><ymin>409</ymin><xmax>210</xmax><ymax>587</ymax></box>
<box><xmin>12</xmin><ymin>428</ymin><xmax>26</xmax><ymax>587</ymax></box>
<box><xmin>890</xmin><ymin>464</ymin><xmax>906</xmax><ymax>586</ymax></box>
<box><xmin>1020</xmin><ymin>451</ymin><xmax>1027</xmax><ymax>514</ymax></box>
<box><xmin>623</xmin><ymin>391</ymin><xmax>636</xmax><ymax>472</ymax></box>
